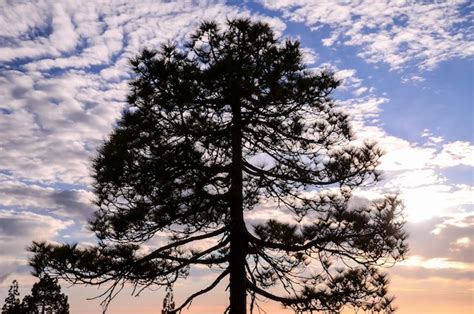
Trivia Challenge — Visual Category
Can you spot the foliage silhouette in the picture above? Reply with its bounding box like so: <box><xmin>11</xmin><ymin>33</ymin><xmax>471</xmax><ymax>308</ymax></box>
<box><xmin>2</xmin><ymin>280</ymin><xmax>21</xmax><ymax>314</ymax></box>
<box><xmin>161</xmin><ymin>285</ymin><xmax>175</xmax><ymax>314</ymax></box>
<box><xmin>29</xmin><ymin>19</ymin><xmax>407</xmax><ymax>314</ymax></box>
<box><xmin>2</xmin><ymin>275</ymin><xmax>69</xmax><ymax>314</ymax></box>
<box><xmin>21</xmin><ymin>274</ymin><xmax>69</xmax><ymax>314</ymax></box>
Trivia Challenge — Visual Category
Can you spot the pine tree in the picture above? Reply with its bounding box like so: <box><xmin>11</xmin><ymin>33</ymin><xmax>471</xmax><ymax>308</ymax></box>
<box><xmin>21</xmin><ymin>275</ymin><xmax>69</xmax><ymax>314</ymax></box>
<box><xmin>2</xmin><ymin>280</ymin><xmax>22</xmax><ymax>314</ymax></box>
<box><xmin>161</xmin><ymin>285</ymin><xmax>175</xmax><ymax>314</ymax></box>
<box><xmin>29</xmin><ymin>19</ymin><xmax>407</xmax><ymax>313</ymax></box>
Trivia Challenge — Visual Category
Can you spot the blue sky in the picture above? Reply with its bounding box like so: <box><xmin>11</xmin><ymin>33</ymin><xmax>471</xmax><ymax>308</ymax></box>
<box><xmin>0</xmin><ymin>1</ymin><xmax>472</xmax><ymax>313</ymax></box>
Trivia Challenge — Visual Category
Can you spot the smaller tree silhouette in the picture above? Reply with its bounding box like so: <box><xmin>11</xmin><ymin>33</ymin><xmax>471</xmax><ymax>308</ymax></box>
<box><xmin>161</xmin><ymin>285</ymin><xmax>175</xmax><ymax>314</ymax></box>
<box><xmin>21</xmin><ymin>274</ymin><xmax>69</xmax><ymax>314</ymax></box>
<box><xmin>2</xmin><ymin>280</ymin><xmax>22</xmax><ymax>314</ymax></box>
<box><xmin>2</xmin><ymin>276</ymin><xmax>69</xmax><ymax>314</ymax></box>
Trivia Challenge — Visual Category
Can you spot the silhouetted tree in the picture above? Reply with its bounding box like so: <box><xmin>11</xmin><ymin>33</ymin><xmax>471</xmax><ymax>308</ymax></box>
<box><xmin>29</xmin><ymin>19</ymin><xmax>407</xmax><ymax>314</ymax></box>
<box><xmin>21</xmin><ymin>274</ymin><xmax>69</xmax><ymax>314</ymax></box>
<box><xmin>2</xmin><ymin>276</ymin><xmax>69</xmax><ymax>314</ymax></box>
<box><xmin>2</xmin><ymin>280</ymin><xmax>21</xmax><ymax>314</ymax></box>
<box><xmin>161</xmin><ymin>285</ymin><xmax>175</xmax><ymax>314</ymax></box>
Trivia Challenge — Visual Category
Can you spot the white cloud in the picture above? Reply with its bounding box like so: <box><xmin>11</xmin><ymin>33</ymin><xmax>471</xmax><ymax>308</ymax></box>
<box><xmin>379</xmin><ymin>141</ymin><xmax>436</xmax><ymax>171</ymax></box>
<box><xmin>352</xmin><ymin>86</ymin><xmax>368</xmax><ymax>97</ymax></box>
<box><xmin>0</xmin><ymin>1</ymin><xmax>287</xmax><ymax>185</ymax></box>
<box><xmin>355</xmin><ymin>170</ymin><xmax>473</xmax><ymax>222</ymax></box>
<box><xmin>312</xmin><ymin>61</ymin><xmax>473</xmax><ymax>224</ymax></box>
<box><xmin>401</xmin><ymin>75</ymin><xmax>425</xmax><ymax>84</ymax></box>
<box><xmin>430</xmin><ymin>141</ymin><xmax>474</xmax><ymax>167</ymax></box>
<box><xmin>432</xmin><ymin>212</ymin><xmax>474</xmax><ymax>235</ymax></box>
<box><xmin>334</xmin><ymin>68</ymin><xmax>356</xmax><ymax>81</ymax></box>
<box><xmin>0</xmin><ymin>1</ymin><xmax>50</xmax><ymax>37</ymax></box>
<box><xmin>0</xmin><ymin>70</ymin><xmax>124</xmax><ymax>183</ymax></box>
<box><xmin>244</xmin><ymin>200</ymin><xmax>296</xmax><ymax>225</ymax></box>
<box><xmin>0</xmin><ymin>209</ymin><xmax>72</xmax><ymax>239</ymax></box>
<box><xmin>332</xmin><ymin>67</ymin><xmax>363</xmax><ymax>90</ymax></box>
<box><xmin>400</xmin><ymin>255</ymin><xmax>473</xmax><ymax>271</ymax></box>
<box><xmin>339</xmin><ymin>96</ymin><xmax>388</xmax><ymax>122</ymax></box>
<box><xmin>454</xmin><ymin>237</ymin><xmax>471</xmax><ymax>249</ymax></box>
<box><xmin>0</xmin><ymin>175</ymin><xmax>94</xmax><ymax>217</ymax></box>
<box><xmin>421</xmin><ymin>128</ymin><xmax>432</xmax><ymax>137</ymax></box>
<box><xmin>425</xmin><ymin>136</ymin><xmax>444</xmax><ymax>147</ymax></box>
<box><xmin>260</xmin><ymin>0</ymin><xmax>474</xmax><ymax>71</ymax></box>
<box><xmin>300</xmin><ymin>47</ymin><xmax>318</xmax><ymax>64</ymax></box>
<box><xmin>386</xmin><ymin>169</ymin><xmax>446</xmax><ymax>189</ymax></box>
<box><xmin>0</xmin><ymin>209</ymin><xmax>74</xmax><ymax>283</ymax></box>
<box><xmin>49</xmin><ymin>3</ymin><xmax>79</xmax><ymax>53</ymax></box>
<box><xmin>398</xmin><ymin>183</ymin><xmax>473</xmax><ymax>222</ymax></box>
<box><xmin>0</xmin><ymin>1</ymin><xmax>81</xmax><ymax>62</ymax></box>
<box><xmin>336</xmin><ymin>92</ymin><xmax>473</xmax><ymax>223</ymax></box>
<box><xmin>354</xmin><ymin>132</ymin><xmax>473</xmax><ymax>222</ymax></box>
<box><xmin>0</xmin><ymin>1</ymin><xmax>291</xmax><ymax>293</ymax></box>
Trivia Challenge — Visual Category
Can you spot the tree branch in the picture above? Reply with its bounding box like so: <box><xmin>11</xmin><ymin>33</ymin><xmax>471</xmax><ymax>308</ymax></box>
<box><xmin>246</xmin><ymin>279</ymin><xmax>309</xmax><ymax>305</ymax></box>
<box><xmin>135</xmin><ymin>227</ymin><xmax>228</xmax><ymax>265</ymax></box>
<box><xmin>171</xmin><ymin>269</ymin><xmax>230</xmax><ymax>313</ymax></box>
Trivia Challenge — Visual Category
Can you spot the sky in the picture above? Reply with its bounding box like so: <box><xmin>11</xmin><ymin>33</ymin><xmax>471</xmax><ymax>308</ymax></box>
<box><xmin>0</xmin><ymin>0</ymin><xmax>472</xmax><ymax>313</ymax></box>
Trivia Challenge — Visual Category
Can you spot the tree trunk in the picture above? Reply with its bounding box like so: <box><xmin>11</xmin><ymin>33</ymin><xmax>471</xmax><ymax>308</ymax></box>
<box><xmin>229</xmin><ymin>93</ymin><xmax>247</xmax><ymax>314</ymax></box>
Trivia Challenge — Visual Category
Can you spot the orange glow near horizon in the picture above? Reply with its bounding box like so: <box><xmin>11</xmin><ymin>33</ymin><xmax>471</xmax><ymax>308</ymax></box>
<box><xmin>3</xmin><ymin>269</ymin><xmax>470</xmax><ymax>314</ymax></box>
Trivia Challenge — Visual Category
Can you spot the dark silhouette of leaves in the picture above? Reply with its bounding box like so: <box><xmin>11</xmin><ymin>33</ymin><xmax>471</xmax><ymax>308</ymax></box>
<box><xmin>2</xmin><ymin>276</ymin><xmax>69</xmax><ymax>314</ymax></box>
<box><xmin>21</xmin><ymin>275</ymin><xmax>69</xmax><ymax>314</ymax></box>
<box><xmin>2</xmin><ymin>280</ymin><xmax>21</xmax><ymax>314</ymax></box>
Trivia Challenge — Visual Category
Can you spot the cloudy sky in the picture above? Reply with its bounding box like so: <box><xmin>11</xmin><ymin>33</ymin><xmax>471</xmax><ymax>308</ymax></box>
<box><xmin>0</xmin><ymin>0</ymin><xmax>472</xmax><ymax>313</ymax></box>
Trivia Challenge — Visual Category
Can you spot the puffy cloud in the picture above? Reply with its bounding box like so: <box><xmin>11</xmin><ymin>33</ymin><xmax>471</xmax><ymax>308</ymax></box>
<box><xmin>377</xmin><ymin>169</ymin><xmax>473</xmax><ymax>222</ymax></box>
<box><xmin>376</xmin><ymin>215</ymin><xmax>474</xmax><ymax>289</ymax></box>
<box><xmin>355</xmin><ymin>125</ymin><xmax>473</xmax><ymax>173</ymax></box>
<box><xmin>400</xmin><ymin>184</ymin><xmax>472</xmax><ymax>222</ymax></box>
<box><xmin>0</xmin><ymin>210</ymin><xmax>72</xmax><ymax>239</ymax></box>
<box><xmin>430</xmin><ymin>141</ymin><xmax>474</xmax><ymax>167</ymax></box>
<box><xmin>454</xmin><ymin>237</ymin><xmax>471</xmax><ymax>248</ymax></box>
<box><xmin>315</xmin><ymin>64</ymin><xmax>473</xmax><ymax>224</ymax></box>
<box><xmin>0</xmin><ymin>210</ymin><xmax>73</xmax><ymax>283</ymax></box>
<box><xmin>407</xmin><ymin>216</ymin><xmax>474</xmax><ymax>263</ymax></box>
<box><xmin>0</xmin><ymin>1</ymin><xmax>286</xmax><ymax>185</ymax></box>
<box><xmin>0</xmin><ymin>1</ymin><xmax>80</xmax><ymax>62</ymax></box>
<box><xmin>244</xmin><ymin>200</ymin><xmax>296</xmax><ymax>225</ymax></box>
<box><xmin>401</xmin><ymin>255</ymin><xmax>473</xmax><ymax>271</ymax></box>
<box><xmin>431</xmin><ymin>212</ymin><xmax>474</xmax><ymax>235</ymax></box>
<box><xmin>0</xmin><ymin>176</ymin><xmax>94</xmax><ymax>217</ymax></box>
<box><xmin>401</xmin><ymin>75</ymin><xmax>425</xmax><ymax>84</ymax></box>
<box><xmin>352</xmin><ymin>86</ymin><xmax>368</xmax><ymax>97</ymax></box>
<box><xmin>0</xmin><ymin>69</ymin><xmax>124</xmax><ymax>184</ymax></box>
<box><xmin>260</xmin><ymin>0</ymin><xmax>474</xmax><ymax>71</ymax></box>
<box><xmin>339</xmin><ymin>96</ymin><xmax>388</xmax><ymax>121</ymax></box>
<box><xmin>327</xmin><ymin>71</ymin><xmax>472</xmax><ymax>224</ymax></box>
<box><xmin>300</xmin><ymin>47</ymin><xmax>318</xmax><ymax>65</ymax></box>
<box><xmin>315</xmin><ymin>63</ymin><xmax>364</xmax><ymax>91</ymax></box>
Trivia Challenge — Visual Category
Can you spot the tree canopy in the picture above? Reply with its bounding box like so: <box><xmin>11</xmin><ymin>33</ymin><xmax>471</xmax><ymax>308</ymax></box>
<box><xmin>2</xmin><ymin>275</ymin><xmax>69</xmax><ymax>314</ymax></box>
<box><xmin>29</xmin><ymin>18</ymin><xmax>407</xmax><ymax>314</ymax></box>
<box><xmin>21</xmin><ymin>275</ymin><xmax>69</xmax><ymax>314</ymax></box>
<box><xmin>2</xmin><ymin>280</ymin><xmax>21</xmax><ymax>314</ymax></box>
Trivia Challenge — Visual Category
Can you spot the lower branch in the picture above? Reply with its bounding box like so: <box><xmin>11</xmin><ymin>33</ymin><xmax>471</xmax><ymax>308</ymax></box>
<box><xmin>246</xmin><ymin>279</ymin><xmax>311</xmax><ymax>306</ymax></box>
<box><xmin>172</xmin><ymin>269</ymin><xmax>230</xmax><ymax>313</ymax></box>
